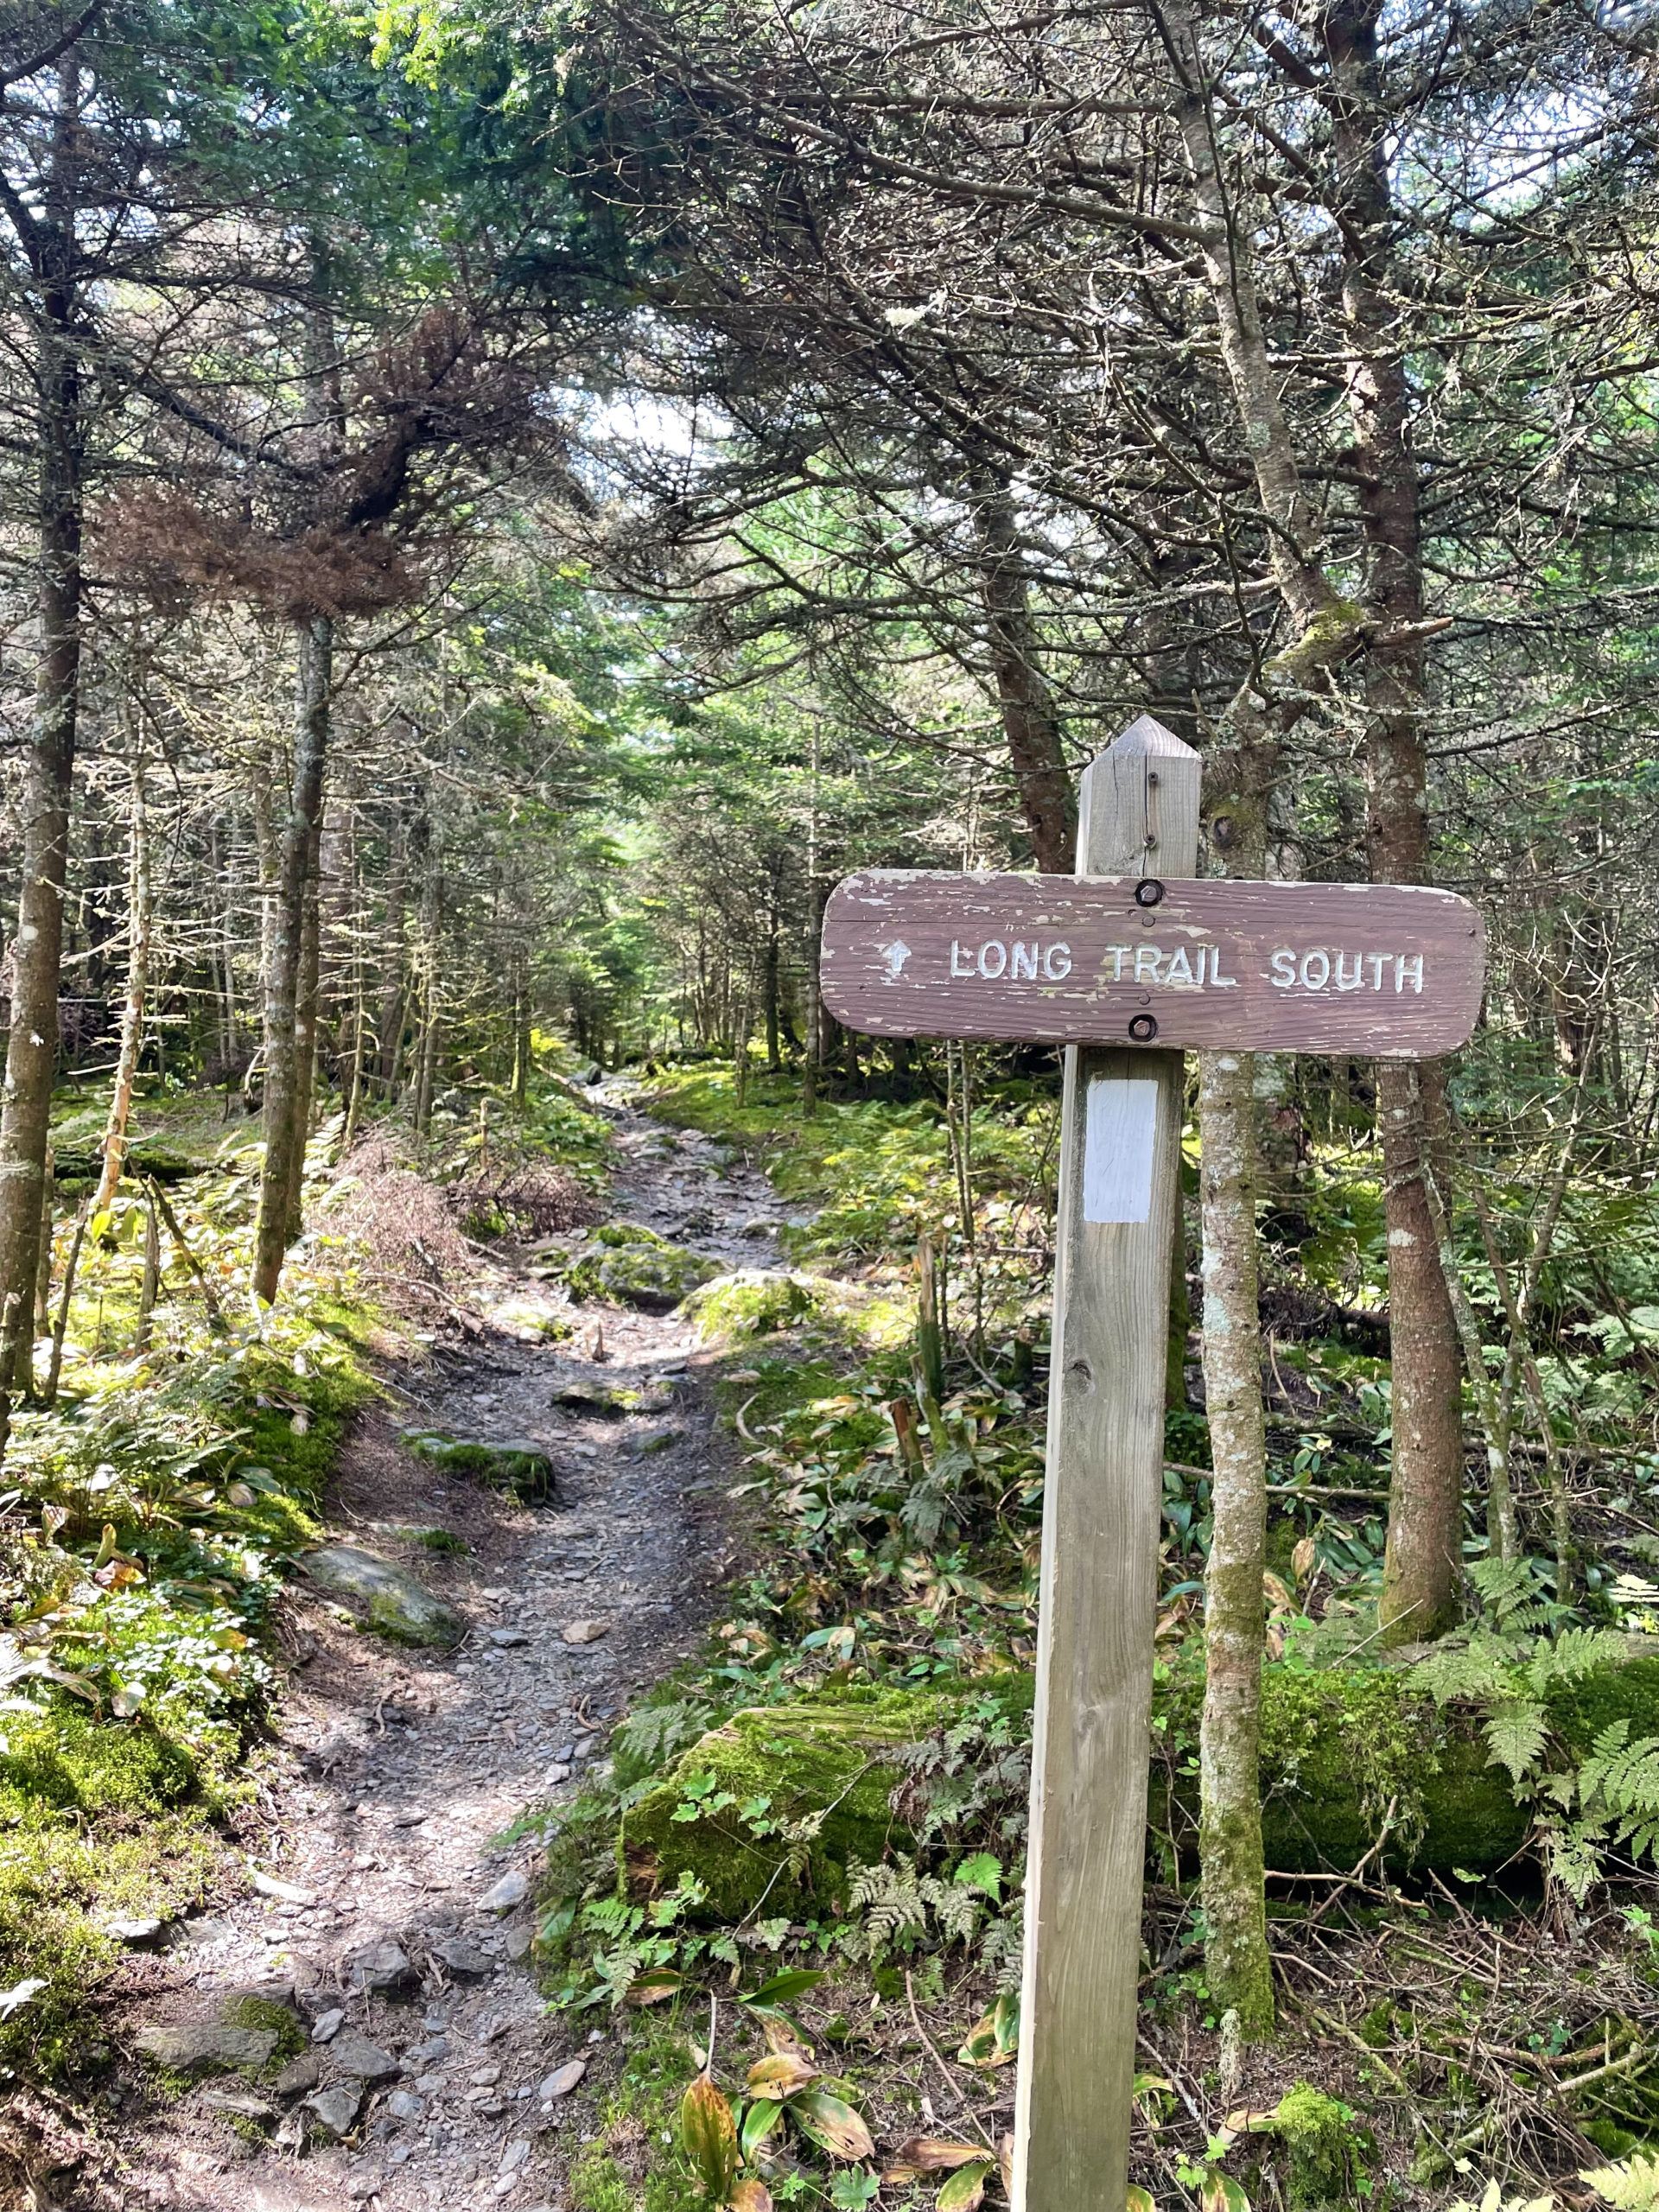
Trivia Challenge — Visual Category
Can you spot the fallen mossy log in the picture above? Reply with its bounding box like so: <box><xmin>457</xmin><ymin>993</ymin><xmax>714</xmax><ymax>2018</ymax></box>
<box><xmin>616</xmin><ymin>1651</ymin><xmax>1659</xmax><ymax>1918</ymax></box>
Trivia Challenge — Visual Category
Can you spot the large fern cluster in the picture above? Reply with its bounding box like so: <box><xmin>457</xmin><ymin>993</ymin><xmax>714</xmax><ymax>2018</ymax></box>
<box><xmin>1408</xmin><ymin>1558</ymin><xmax>1657</xmax><ymax>1899</ymax></box>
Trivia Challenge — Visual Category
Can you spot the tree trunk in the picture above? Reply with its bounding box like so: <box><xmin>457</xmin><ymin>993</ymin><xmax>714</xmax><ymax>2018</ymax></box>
<box><xmin>0</xmin><ymin>74</ymin><xmax>85</xmax><ymax>1435</ymax></box>
<box><xmin>1322</xmin><ymin>0</ymin><xmax>1466</xmax><ymax>1644</ymax></box>
<box><xmin>412</xmin><ymin>832</ymin><xmax>442</xmax><ymax>1137</ymax></box>
<box><xmin>969</xmin><ymin>470</ymin><xmax>1076</xmax><ymax>872</ymax></box>
<box><xmin>252</xmin><ymin>615</ymin><xmax>332</xmax><ymax>1306</ymax></box>
<box><xmin>1198</xmin><ymin>1045</ymin><xmax>1274</xmax><ymax>2039</ymax></box>
<box><xmin>94</xmin><ymin>747</ymin><xmax>152</xmax><ymax>1215</ymax></box>
<box><xmin>285</xmin><ymin>811</ymin><xmax>324</xmax><ymax>1243</ymax></box>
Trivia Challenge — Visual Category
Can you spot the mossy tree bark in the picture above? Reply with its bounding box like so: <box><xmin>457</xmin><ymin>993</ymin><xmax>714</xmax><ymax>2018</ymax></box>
<box><xmin>1197</xmin><ymin>1045</ymin><xmax>1274</xmax><ymax>2038</ymax></box>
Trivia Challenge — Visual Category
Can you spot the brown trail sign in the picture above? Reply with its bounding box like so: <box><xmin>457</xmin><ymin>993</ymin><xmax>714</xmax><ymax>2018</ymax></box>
<box><xmin>822</xmin><ymin>874</ymin><xmax>1484</xmax><ymax>1056</ymax></box>
<box><xmin>817</xmin><ymin>715</ymin><xmax>1487</xmax><ymax>2212</ymax></box>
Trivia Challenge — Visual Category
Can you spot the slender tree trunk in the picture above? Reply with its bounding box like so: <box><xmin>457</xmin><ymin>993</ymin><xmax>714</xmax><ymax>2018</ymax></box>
<box><xmin>94</xmin><ymin>747</ymin><xmax>152</xmax><ymax>1214</ymax></box>
<box><xmin>764</xmin><ymin>896</ymin><xmax>781</xmax><ymax>1071</ymax></box>
<box><xmin>412</xmin><ymin>833</ymin><xmax>442</xmax><ymax>1136</ymax></box>
<box><xmin>1198</xmin><ymin>1045</ymin><xmax>1274</xmax><ymax>2038</ymax></box>
<box><xmin>252</xmin><ymin>615</ymin><xmax>332</xmax><ymax>1305</ymax></box>
<box><xmin>969</xmin><ymin>469</ymin><xmax>1076</xmax><ymax>872</ymax></box>
<box><xmin>285</xmin><ymin>813</ymin><xmax>324</xmax><ymax>1243</ymax></box>
<box><xmin>0</xmin><ymin>74</ymin><xmax>84</xmax><ymax>1445</ymax></box>
<box><xmin>1323</xmin><ymin>0</ymin><xmax>1466</xmax><ymax>1643</ymax></box>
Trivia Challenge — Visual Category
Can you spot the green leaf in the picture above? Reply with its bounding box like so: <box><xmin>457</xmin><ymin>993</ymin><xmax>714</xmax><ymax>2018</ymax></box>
<box><xmin>743</xmin><ymin>1967</ymin><xmax>828</xmax><ymax>2007</ymax></box>
<box><xmin>740</xmin><ymin>2094</ymin><xmax>787</xmax><ymax>2161</ymax></box>
<box><xmin>937</xmin><ymin>2160</ymin><xmax>996</xmax><ymax>2211</ymax></box>
<box><xmin>1201</xmin><ymin>2173</ymin><xmax>1251</xmax><ymax>2212</ymax></box>
<box><xmin>952</xmin><ymin>1852</ymin><xmax>1003</xmax><ymax>1903</ymax></box>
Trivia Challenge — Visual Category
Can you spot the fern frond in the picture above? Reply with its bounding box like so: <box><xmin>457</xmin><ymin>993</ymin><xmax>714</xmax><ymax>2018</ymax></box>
<box><xmin>1469</xmin><ymin>1554</ymin><xmax>1535</xmax><ymax>1622</ymax></box>
<box><xmin>1484</xmin><ymin>1700</ymin><xmax>1549</xmax><ymax>1783</ymax></box>
<box><xmin>1580</xmin><ymin>2154</ymin><xmax>1659</xmax><ymax>2212</ymax></box>
<box><xmin>1408</xmin><ymin>1637</ymin><xmax>1522</xmax><ymax>1707</ymax></box>
<box><xmin>1527</xmin><ymin>1628</ymin><xmax>1630</xmax><ymax>1693</ymax></box>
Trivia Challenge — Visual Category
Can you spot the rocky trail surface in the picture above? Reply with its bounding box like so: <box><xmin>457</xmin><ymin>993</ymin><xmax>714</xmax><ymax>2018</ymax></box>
<box><xmin>88</xmin><ymin>1094</ymin><xmax>794</xmax><ymax>2212</ymax></box>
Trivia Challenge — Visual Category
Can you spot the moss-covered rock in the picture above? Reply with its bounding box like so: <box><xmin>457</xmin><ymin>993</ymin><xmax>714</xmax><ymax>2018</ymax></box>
<box><xmin>623</xmin><ymin>1685</ymin><xmax>964</xmax><ymax>1921</ymax></box>
<box><xmin>301</xmin><ymin>1545</ymin><xmax>464</xmax><ymax>1648</ymax></box>
<box><xmin>402</xmin><ymin>1431</ymin><xmax>556</xmax><ymax>1503</ymax></box>
<box><xmin>488</xmin><ymin>1300</ymin><xmax>573</xmax><ymax>1344</ymax></box>
<box><xmin>1155</xmin><ymin>1647</ymin><xmax>1659</xmax><ymax>1877</ymax></box>
<box><xmin>543</xmin><ymin>1224</ymin><xmax>721</xmax><ymax>1313</ymax></box>
<box><xmin>684</xmin><ymin>1269</ymin><xmax>829</xmax><ymax>1343</ymax></box>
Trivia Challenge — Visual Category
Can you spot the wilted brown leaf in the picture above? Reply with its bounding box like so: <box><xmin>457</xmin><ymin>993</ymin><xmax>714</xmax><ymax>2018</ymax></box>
<box><xmin>746</xmin><ymin>2052</ymin><xmax>819</xmax><ymax>2100</ymax></box>
<box><xmin>791</xmin><ymin>2087</ymin><xmax>875</xmax><ymax>2161</ymax></box>
<box><xmin>680</xmin><ymin>2075</ymin><xmax>738</xmax><ymax>2204</ymax></box>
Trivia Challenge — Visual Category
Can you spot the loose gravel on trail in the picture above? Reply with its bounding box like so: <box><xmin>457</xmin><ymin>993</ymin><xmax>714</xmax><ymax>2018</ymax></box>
<box><xmin>102</xmin><ymin>1094</ymin><xmax>797</xmax><ymax>2212</ymax></box>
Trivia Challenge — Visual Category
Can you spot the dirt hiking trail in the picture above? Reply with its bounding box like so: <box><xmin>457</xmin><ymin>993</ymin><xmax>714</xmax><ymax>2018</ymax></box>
<box><xmin>92</xmin><ymin>1090</ymin><xmax>790</xmax><ymax>2212</ymax></box>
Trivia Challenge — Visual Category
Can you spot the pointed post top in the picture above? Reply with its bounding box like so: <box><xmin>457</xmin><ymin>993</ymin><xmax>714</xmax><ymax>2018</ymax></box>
<box><xmin>1099</xmin><ymin>711</ymin><xmax>1199</xmax><ymax>763</ymax></box>
<box><xmin>1077</xmin><ymin>713</ymin><xmax>1202</xmax><ymax>877</ymax></box>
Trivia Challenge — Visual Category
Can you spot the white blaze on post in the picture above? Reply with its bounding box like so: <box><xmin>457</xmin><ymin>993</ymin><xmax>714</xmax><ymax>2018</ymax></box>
<box><xmin>1083</xmin><ymin>1077</ymin><xmax>1159</xmax><ymax>1224</ymax></box>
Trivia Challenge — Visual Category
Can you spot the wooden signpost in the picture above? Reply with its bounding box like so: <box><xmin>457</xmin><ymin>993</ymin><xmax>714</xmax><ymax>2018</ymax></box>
<box><xmin>818</xmin><ymin>715</ymin><xmax>1485</xmax><ymax>2212</ymax></box>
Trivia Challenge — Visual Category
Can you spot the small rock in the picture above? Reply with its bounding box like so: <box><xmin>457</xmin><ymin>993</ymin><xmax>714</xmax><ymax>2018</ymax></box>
<box><xmin>562</xmin><ymin>1619</ymin><xmax>609</xmax><ymax>1645</ymax></box>
<box><xmin>105</xmin><ymin>1916</ymin><xmax>162</xmax><ymax>1943</ymax></box>
<box><xmin>478</xmin><ymin>1870</ymin><xmax>529</xmax><ymax>1914</ymax></box>
<box><xmin>347</xmin><ymin>1940</ymin><xmax>416</xmax><ymax>1993</ymax></box>
<box><xmin>470</xmin><ymin>2065</ymin><xmax>502</xmax><ymax>2087</ymax></box>
<box><xmin>625</xmin><ymin>1425</ymin><xmax>684</xmax><ymax>1459</ymax></box>
<box><xmin>273</xmin><ymin>2053</ymin><xmax>321</xmax><ymax>2096</ymax></box>
<box><xmin>202</xmin><ymin>2088</ymin><xmax>275</xmax><ymax>2121</ymax></box>
<box><xmin>305</xmin><ymin>2083</ymin><xmax>364</xmax><ymax>2137</ymax></box>
<box><xmin>571</xmin><ymin>1734</ymin><xmax>598</xmax><ymax>1759</ymax></box>
<box><xmin>251</xmin><ymin>1869</ymin><xmax>315</xmax><ymax>1905</ymax></box>
<box><xmin>344</xmin><ymin>2179</ymin><xmax>377</xmax><ymax>2204</ymax></box>
<box><xmin>416</xmin><ymin>2071</ymin><xmax>447</xmax><ymax>2093</ymax></box>
<box><xmin>327</xmin><ymin>2032</ymin><xmax>400</xmax><ymax>2083</ymax></box>
<box><xmin>175</xmin><ymin>1915</ymin><xmax>236</xmax><ymax>1947</ymax></box>
<box><xmin>539</xmin><ymin>2060</ymin><xmax>587</xmax><ymax>2099</ymax></box>
<box><xmin>435</xmin><ymin>1937</ymin><xmax>492</xmax><ymax>1977</ymax></box>
<box><xmin>391</xmin><ymin>1808</ymin><xmax>431</xmax><ymax>1827</ymax></box>
<box><xmin>504</xmin><ymin>1926</ymin><xmax>533</xmax><ymax>1962</ymax></box>
<box><xmin>551</xmin><ymin>1745</ymin><xmax>575</xmax><ymax>1764</ymax></box>
<box><xmin>488</xmin><ymin>1628</ymin><xmax>530</xmax><ymax>1648</ymax></box>
<box><xmin>136</xmin><ymin>2023</ymin><xmax>277</xmax><ymax>2074</ymax></box>
<box><xmin>406</xmin><ymin>2036</ymin><xmax>448</xmax><ymax>2067</ymax></box>
<box><xmin>311</xmin><ymin>2008</ymin><xmax>346</xmax><ymax>2044</ymax></box>
<box><xmin>500</xmin><ymin>2139</ymin><xmax>531</xmax><ymax>2174</ymax></box>
<box><xmin>543</xmin><ymin>1763</ymin><xmax>571</xmax><ymax>1785</ymax></box>
<box><xmin>386</xmin><ymin>2089</ymin><xmax>427</xmax><ymax>2121</ymax></box>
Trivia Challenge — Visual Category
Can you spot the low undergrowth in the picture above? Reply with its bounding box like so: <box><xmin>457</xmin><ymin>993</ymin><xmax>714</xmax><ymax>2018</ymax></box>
<box><xmin>526</xmin><ymin>1058</ymin><xmax>1659</xmax><ymax>2211</ymax></box>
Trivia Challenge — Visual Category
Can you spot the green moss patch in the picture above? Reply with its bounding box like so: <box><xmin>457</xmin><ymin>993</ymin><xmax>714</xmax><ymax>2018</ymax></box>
<box><xmin>623</xmin><ymin>1684</ymin><xmax>974</xmax><ymax>1921</ymax></box>
<box><xmin>684</xmin><ymin>1268</ymin><xmax>833</xmax><ymax>1343</ymax></box>
<box><xmin>541</xmin><ymin>1223</ymin><xmax>722</xmax><ymax>1312</ymax></box>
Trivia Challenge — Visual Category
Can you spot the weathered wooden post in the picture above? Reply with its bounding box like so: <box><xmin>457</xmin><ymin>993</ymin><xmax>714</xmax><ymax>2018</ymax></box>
<box><xmin>1012</xmin><ymin>715</ymin><xmax>1198</xmax><ymax>2209</ymax></box>
<box><xmin>817</xmin><ymin>715</ymin><xmax>1484</xmax><ymax>2212</ymax></box>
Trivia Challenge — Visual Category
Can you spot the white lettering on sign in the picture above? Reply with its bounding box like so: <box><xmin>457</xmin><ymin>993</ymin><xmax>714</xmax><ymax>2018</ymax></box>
<box><xmin>1103</xmin><ymin>944</ymin><xmax>1238</xmax><ymax>988</ymax></box>
<box><xmin>1269</xmin><ymin>948</ymin><xmax>1427</xmax><ymax>994</ymax></box>
<box><xmin>950</xmin><ymin>938</ymin><xmax>1073</xmax><ymax>979</ymax></box>
<box><xmin>1083</xmin><ymin>1077</ymin><xmax>1158</xmax><ymax>1224</ymax></box>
